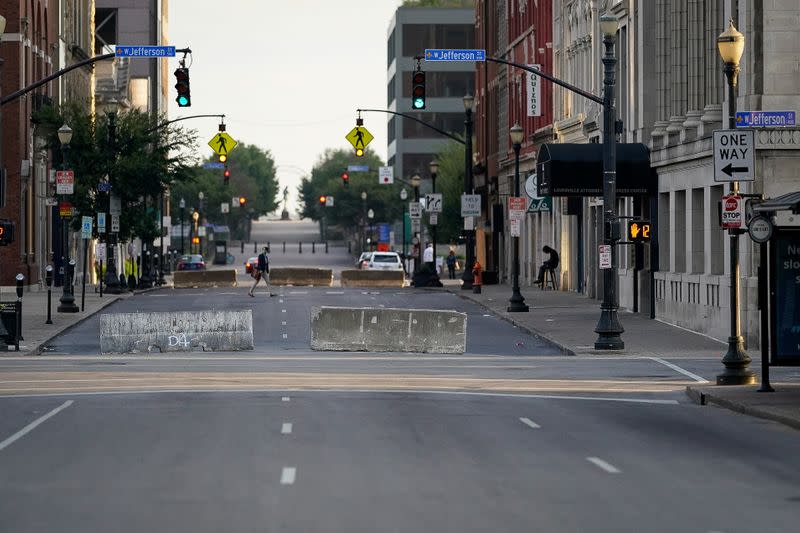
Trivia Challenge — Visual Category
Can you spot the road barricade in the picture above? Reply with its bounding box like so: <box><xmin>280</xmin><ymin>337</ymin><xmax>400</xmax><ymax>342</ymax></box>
<box><xmin>310</xmin><ymin>306</ymin><xmax>467</xmax><ymax>354</ymax></box>
<box><xmin>100</xmin><ymin>310</ymin><xmax>254</xmax><ymax>353</ymax></box>
<box><xmin>173</xmin><ymin>269</ymin><xmax>237</xmax><ymax>288</ymax></box>
<box><xmin>340</xmin><ymin>269</ymin><xmax>405</xmax><ymax>288</ymax></box>
<box><xmin>269</xmin><ymin>267</ymin><xmax>333</xmax><ymax>287</ymax></box>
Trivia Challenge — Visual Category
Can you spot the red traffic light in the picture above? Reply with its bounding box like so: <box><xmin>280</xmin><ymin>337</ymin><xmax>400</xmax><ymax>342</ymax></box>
<box><xmin>319</xmin><ymin>195</ymin><xmax>327</xmax><ymax>205</ymax></box>
<box><xmin>239</xmin><ymin>196</ymin><xmax>246</xmax><ymax>206</ymax></box>
<box><xmin>224</xmin><ymin>168</ymin><xmax>231</xmax><ymax>178</ymax></box>
<box><xmin>341</xmin><ymin>172</ymin><xmax>349</xmax><ymax>186</ymax></box>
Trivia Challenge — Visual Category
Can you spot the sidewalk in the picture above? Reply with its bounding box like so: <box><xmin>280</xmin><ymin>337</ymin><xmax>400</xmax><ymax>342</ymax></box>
<box><xmin>0</xmin><ymin>283</ymin><xmax>152</xmax><ymax>356</ymax></box>
<box><xmin>447</xmin><ymin>282</ymin><xmax>800</xmax><ymax>431</ymax></box>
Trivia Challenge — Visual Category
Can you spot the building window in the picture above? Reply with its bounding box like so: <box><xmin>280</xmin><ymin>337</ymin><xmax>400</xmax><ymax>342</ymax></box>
<box><xmin>387</xmin><ymin>75</ymin><xmax>396</xmax><ymax>106</ymax></box>
<box><xmin>673</xmin><ymin>190</ymin><xmax>686</xmax><ymax>273</ymax></box>
<box><xmin>403</xmin><ymin>154</ymin><xmax>438</xmax><ymax>181</ymax></box>
<box><xmin>690</xmin><ymin>188</ymin><xmax>704</xmax><ymax>274</ymax></box>
<box><xmin>388</xmin><ymin>28</ymin><xmax>396</xmax><ymax>67</ymax></box>
<box><xmin>709</xmin><ymin>185</ymin><xmax>724</xmax><ymax>275</ymax></box>
<box><xmin>402</xmin><ymin>112</ymin><xmax>464</xmax><ymax>139</ymax></box>
<box><xmin>388</xmin><ymin>116</ymin><xmax>396</xmax><ymax>144</ymax></box>
<box><xmin>95</xmin><ymin>8</ymin><xmax>118</xmax><ymax>53</ymax></box>
<box><xmin>402</xmin><ymin>24</ymin><xmax>474</xmax><ymax>56</ymax></box>
<box><xmin>659</xmin><ymin>192</ymin><xmax>670</xmax><ymax>271</ymax></box>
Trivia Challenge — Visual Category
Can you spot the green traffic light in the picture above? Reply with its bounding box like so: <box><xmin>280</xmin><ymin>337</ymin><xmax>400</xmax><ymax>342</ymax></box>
<box><xmin>413</xmin><ymin>98</ymin><xmax>425</xmax><ymax>109</ymax></box>
<box><xmin>177</xmin><ymin>95</ymin><xmax>189</xmax><ymax>107</ymax></box>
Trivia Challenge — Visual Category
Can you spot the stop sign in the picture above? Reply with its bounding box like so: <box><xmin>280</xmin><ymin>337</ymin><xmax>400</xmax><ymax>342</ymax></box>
<box><xmin>721</xmin><ymin>194</ymin><xmax>744</xmax><ymax>229</ymax></box>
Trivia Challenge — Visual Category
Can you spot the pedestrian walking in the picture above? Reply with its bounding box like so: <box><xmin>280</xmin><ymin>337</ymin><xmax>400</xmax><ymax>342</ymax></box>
<box><xmin>446</xmin><ymin>250</ymin><xmax>458</xmax><ymax>279</ymax></box>
<box><xmin>248</xmin><ymin>246</ymin><xmax>272</xmax><ymax>297</ymax></box>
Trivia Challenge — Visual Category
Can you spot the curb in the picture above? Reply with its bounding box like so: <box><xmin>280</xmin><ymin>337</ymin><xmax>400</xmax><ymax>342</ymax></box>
<box><xmin>447</xmin><ymin>288</ymin><xmax>575</xmax><ymax>356</ymax></box>
<box><xmin>685</xmin><ymin>386</ymin><xmax>800</xmax><ymax>431</ymax></box>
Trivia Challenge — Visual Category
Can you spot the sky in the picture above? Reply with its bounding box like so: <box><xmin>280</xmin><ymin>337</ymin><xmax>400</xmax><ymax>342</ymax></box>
<box><xmin>168</xmin><ymin>0</ymin><xmax>405</xmax><ymax>213</ymax></box>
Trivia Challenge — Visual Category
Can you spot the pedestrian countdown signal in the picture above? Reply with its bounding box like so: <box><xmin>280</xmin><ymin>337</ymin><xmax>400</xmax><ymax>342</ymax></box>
<box><xmin>628</xmin><ymin>220</ymin><xmax>651</xmax><ymax>242</ymax></box>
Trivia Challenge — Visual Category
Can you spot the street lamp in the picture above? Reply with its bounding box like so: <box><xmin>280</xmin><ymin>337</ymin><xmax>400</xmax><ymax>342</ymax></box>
<box><xmin>507</xmin><ymin>124</ymin><xmax>529</xmax><ymax>312</ymax></box>
<box><xmin>179</xmin><ymin>197</ymin><xmax>186</xmax><ymax>256</ymax></box>
<box><xmin>57</xmin><ymin>123</ymin><xmax>78</xmax><ymax>313</ymax></box>
<box><xmin>593</xmin><ymin>14</ymin><xmax>624</xmax><ymax>349</ymax></box>
<box><xmin>361</xmin><ymin>191</ymin><xmax>368</xmax><ymax>252</ymax></box>
<box><xmin>411</xmin><ymin>173</ymin><xmax>422</xmax><ymax>274</ymax></box>
<box><xmin>191</xmin><ymin>210</ymin><xmax>199</xmax><ymax>254</ymax></box>
<box><xmin>400</xmin><ymin>188</ymin><xmax>408</xmax><ymax>263</ymax></box>
<box><xmin>429</xmin><ymin>160</ymin><xmax>439</xmax><ymax>268</ymax></box>
<box><xmin>716</xmin><ymin>19</ymin><xmax>755</xmax><ymax>385</ymax></box>
<box><xmin>461</xmin><ymin>94</ymin><xmax>475</xmax><ymax>290</ymax></box>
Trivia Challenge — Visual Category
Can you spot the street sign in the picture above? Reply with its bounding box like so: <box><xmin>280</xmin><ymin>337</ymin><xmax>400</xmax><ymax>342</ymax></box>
<box><xmin>425</xmin><ymin>193</ymin><xmax>443</xmax><ymax>213</ymax></box>
<box><xmin>81</xmin><ymin>216</ymin><xmax>92</xmax><ymax>239</ymax></box>
<box><xmin>198</xmin><ymin>226</ymin><xmax>207</xmax><ymax>237</ymax></box>
<box><xmin>464</xmin><ymin>216</ymin><xmax>475</xmax><ymax>230</ymax></box>
<box><xmin>203</xmin><ymin>162</ymin><xmax>225</xmax><ymax>169</ymax></box>
<box><xmin>109</xmin><ymin>194</ymin><xmax>121</xmax><ymax>216</ymax></box>
<box><xmin>59</xmin><ymin>202</ymin><xmax>73</xmax><ymax>218</ymax></box>
<box><xmin>56</xmin><ymin>170</ymin><xmax>74</xmax><ymax>194</ymax></box>
<box><xmin>345</xmin><ymin>126</ymin><xmax>374</xmax><ymax>151</ymax></box>
<box><xmin>411</xmin><ymin>220</ymin><xmax>421</xmax><ymax>233</ymax></box>
<box><xmin>97</xmin><ymin>213</ymin><xmax>106</xmax><ymax>233</ymax></box>
<box><xmin>461</xmin><ymin>194</ymin><xmax>481</xmax><ymax>217</ymax></box>
<box><xmin>713</xmin><ymin>130</ymin><xmax>755</xmax><ymax>182</ymax></box>
<box><xmin>599</xmin><ymin>244</ymin><xmax>612</xmax><ymax>269</ymax></box>
<box><xmin>748</xmin><ymin>215</ymin><xmax>773</xmax><ymax>243</ymax></box>
<box><xmin>162</xmin><ymin>215</ymin><xmax>171</xmax><ymax>228</ymax></box>
<box><xmin>221</xmin><ymin>202</ymin><xmax>230</xmax><ymax>214</ymax></box>
<box><xmin>409</xmin><ymin>202</ymin><xmax>422</xmax><ymax>220</ymax></box>
<box><xmin>429</xmin><ymin>213</ymin><xmax>438</xmax><ymax>226</ymax></box>
<box><xmin>721</xmin><ymin>194</ymin><xmax>746</xmax><ymax>229</ymax></box>
<box><xmin>525</xmin><ymin>173</ymin><xmax>552</xmax><ymax>212</ymax></box>
<box><xmin>526</xmin><ymin>64</ymin><xmax>542</xmax><ymax>117</ymax></box>
<box><xmin>348</xmin><ymin>165</ymin><xmax>370</xmax><ymax>172</ymax></box>
<box><xmin>325</xmin><ymin>196</ymin><xmax>334</xmax><ymax>207</ymax></box>
<box><xmin>45</xmin><ymin>197</ymin><xmax>58</xmax><ymax>206</ymax></box>
<box><xmin>424</xmin><ymin>49</ymin><xmax>486</xmax><ymax>62</ymax></box>
<box><xmin>508</xmin><ymin>197</ymin><xmax>527</xmax><ymax>220</ymax></box>
<box><xmin>510</xmin><ymin>218</ymin><xmax>521</xmax><ymax>237</ymax></box>
<box><xmin>208</xmin><ymin>132</ymin><xmax>238</xmax><ymax>156</ymax></box>
<box><xmin>111</xmin><ymin>215</ymin><xmax>120</xmax><ymax>233</ymax></box>
<box><xmin>96</xmin><ymin>243</ymin><xmax>106</xmax><ymax>262</ymax></box>
<box><xmin>98</xmin><ymin>182</ymin><xmax>112</xmax><ymax>193</ymax></box>
<box><xmin>115</xmin><ymin>45</ymin><xmax>176</xmax><ymax>58</ymax></box>
<box><xmin>736</xmin><ymin>111</ymin><xmax>796</xmax><ymax>128</ymax></box>
<box><xmin>378</xmin><ymin>166</ymin><xmax>394</xmax><ymax>184</ymax></box>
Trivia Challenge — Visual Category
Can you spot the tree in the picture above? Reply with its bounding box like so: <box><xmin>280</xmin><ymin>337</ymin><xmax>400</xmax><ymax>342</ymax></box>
<box><xmin>427</xmin><ymin>139</ymin><xmax>466</xmax><ymax>244</ymax></box>
<box><xmin>298</xmin><ymin>148</ymin><xmax>403</xmax><ymax>238</ymax></box>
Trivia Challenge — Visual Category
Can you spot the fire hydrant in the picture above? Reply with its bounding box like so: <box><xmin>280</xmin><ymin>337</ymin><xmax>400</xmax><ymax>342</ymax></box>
<box><xmin>472</xmin><ymin>260</ymin><xmax>483</xmax><ymax>294</ymax></box>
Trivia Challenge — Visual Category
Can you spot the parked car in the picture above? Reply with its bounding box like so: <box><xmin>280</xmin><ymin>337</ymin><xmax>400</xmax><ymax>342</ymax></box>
<box><xmin>245</xmin><ymin>256</ymin><xmax>258</xmax><ymax>274</ymax></box>
<box><xmin>356</xmin><ymin>252</ymin><xmax>372</xmax><ymax>269</ymax></box>
<box><xmin>366</xmin><ymin>252</ymin><xmax>404</xmax><ymax>271</ymax></box>
<box><xmin>177</xmin><ymin>254</ymin><xmax>206</xmax><ymax>271</ymax></box>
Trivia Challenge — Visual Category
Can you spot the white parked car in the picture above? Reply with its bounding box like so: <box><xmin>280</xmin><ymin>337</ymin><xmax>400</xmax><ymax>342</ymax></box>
<box><xmin>356</xmin><ymin>252</ymin><xmax>373</xmax><ymax>269</ymax></box>
<box><xmin>366</xmin><ymin>252</ymin><xmax>404</xmax><ymax>271</ymax></box>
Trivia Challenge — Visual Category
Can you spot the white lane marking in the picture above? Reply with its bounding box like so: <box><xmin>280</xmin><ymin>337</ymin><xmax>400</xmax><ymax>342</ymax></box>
<box><xmin>280</xmin><ymin>467</ymin><xmax>296</xmax><ymax>485</ymax></box>
<box><xmin>281</xmin><ymin>396</ymin><xmax>290</xmax><ymax>402</ymax></box>
<box><xmin>519</xmin><ymin>417</ymin><xmax>541</xmax><ymax>429</ymax></box>
<box><xmin>326</xmin><ymin>291</ymin><xmax>345</xmax><ymax>294</ymax></box>
<box><xmin>281</xmin><ymin>321</ymin><xmax>287</xmax><ymax>326</ymax></box>
<box><xmin>289</xmin><ymin>291</ymin><xmax>308</xmax><ymax>295</ymax></box>
<box><xmin>647</xmin><ymin>357</ymin><xmax>709</xmax><ymax>383</ymax></box>
<box><xmin>0</xmin><ymin>390</ymin><xmax>680</xmax><ymax>405</ymax></box>
<box><xmin>220</xmin><ymin>292</ymin><xmax>238</xmax><ymax>295</ymax></box>
<box><xmin>281</xmin><ymin>309</ymin><xmax>287</xmax><ymax>313</ymax></box>
<box><xmin>282</xmin><ymin>333</ymin><xmax>288</xmax><ymax>339</ymax></box>
<box><xmin>0</xmin><ymin>400</ymin><xmax>74</xmax><ymax>452</ymax></box>
<box><xmin>279</xmin><ymin>299</ymin><xmax>284</xmax><ymax>303</ymax></box>
<box><xmin>281</xmin><ymin>422</ymin><xmax>293</xmax><ymax>434</ymax></box>
<box><xmin>587</xmin><ymin>457</ymin><xmax>621</xmax><ymax>474</ymax></box>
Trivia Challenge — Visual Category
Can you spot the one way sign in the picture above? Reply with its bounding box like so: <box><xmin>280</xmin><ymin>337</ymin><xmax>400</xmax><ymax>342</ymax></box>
<box><xmin>713</xmin><ymin>129</ymin><xmax>755</xmax><ymax>183</ymax></box>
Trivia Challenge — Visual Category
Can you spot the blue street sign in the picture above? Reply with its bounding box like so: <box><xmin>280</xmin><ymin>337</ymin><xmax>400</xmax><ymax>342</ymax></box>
<box><xmin>347</xmin><ymin>165</ymin><xmax>370</xmax><ymax>172</ymax></box>
<box><xmin>203</xmin><ymin>162</ymin><xmax>225</xmax><ymax>169</ymax></box>
<box><xmin>98</xmin><ymin>182</ymin><xmax>112</xmax><ymax>192</ymax></box>
<box><xmin>735</xmin><ymin>110</ymin><xmax>796</xmax><ymax>128</ymax></box>
<box><xmin>115</xmin><ymin>45</ymin><xmax>176</xmax><ymax>58</ymax></box>
<box><xmin>425</xmin><ymin>49</ymin><xmax>486</xmax><ymax>62</ymax></box>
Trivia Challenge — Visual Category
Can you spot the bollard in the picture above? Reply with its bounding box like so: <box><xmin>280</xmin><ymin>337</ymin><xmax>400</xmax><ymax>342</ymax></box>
<box><xmin>283</xmin><ymin>242</ymin><xmax>286</xmax><ymax>253</ymax></box>
<box><xmin>99</xmin><ymin>259</ymin><xmax>104</xmax><ymax>297</ymax></box>
<box><xmin>241</xmin><ymin>242</ymin><xmax>245</xmax><ymax>254</ymax></box>
<box><xmin>254</xmin><ymin>242</ymin><xmax>258</xmax><ymax>253</ymax></box>
<box><xmin>120</xmin><ymin>273</ymin><xmax>128</xmax><ymax>291</ymax></box>
<box><xmin>312</xmin><ymin>242</ymin><xmax>316</xmax><ymax>254</ymax></box>
<box><xmin>267</xmin><ymin>242</ymin><xmax>270</xmax><ymax>253</ymax></box>
<box><xmin>299</xmin><ymin>242</ymin><xmax>302</xmax><ymax>254</ymax></box>
<box><xmin>45</xmin><ymin>265</ymin><xmax>53</xmax><ymax>324</ymax></box>
<box><xmin>325</xmin><ymin>242</ymin><xmax>329</xmax><ymax>254</ymax></box>
<box><xmin>15</xmin><ymin>274</ymin><xmax>24</xmax><ymax>350</ymax></box>
<box><xmin>127</xmin><ymin>273</ymin><xmax>137</xmax><ymax>290</ymax></box>
<box><xmin>348</xmin><ymin>241</ymin><xmax>352</xmax><ymax>254</ymax></box>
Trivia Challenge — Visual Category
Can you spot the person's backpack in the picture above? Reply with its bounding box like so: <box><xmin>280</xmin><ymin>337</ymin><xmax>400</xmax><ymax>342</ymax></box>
<box><xmin>258</xmin><ymin>253</ymin><xmax>269</xmax><ymax>273</ymax></box>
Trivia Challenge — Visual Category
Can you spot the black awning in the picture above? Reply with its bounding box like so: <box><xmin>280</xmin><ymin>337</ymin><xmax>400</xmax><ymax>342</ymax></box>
<box><xmin>753</xmin><ymin>191</ymin><xmax>800</xmax><ymax>214</ymax></box>
<box><xmin>536</xmin><ymin>143</ymin><xmax>656</xmax><ymax>197</ymax></box>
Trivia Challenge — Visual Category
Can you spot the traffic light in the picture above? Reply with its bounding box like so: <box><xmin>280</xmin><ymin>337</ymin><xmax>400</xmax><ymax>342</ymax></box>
<box><xmin>628</xmin><ymin>220</ymin><xmax>652</xmax><ymax>242</ymax></box>
<box><xmin>341</xmin><ymin>171</ymin><xmax>349</xmax><ymax>187</ymax></box>
<box><xmin>192</xmin><ymin>236</ymin><xmax>200</xmax><ymax>245</ymax></box>
<box><xmin>318</xmin><ymin>195</ymin><xmax>327</xmax><ymax>206</ymax></box>
<box><xmin>219</xmin><ymin>153</ymin><xmax>227</xmax><ymax>163</ymax></box>
<box><xmin>355</xmin><ymin>148</ymin><xmax>364</xmax><ymax>157</ymax></box>
<box><xmin>0</xmin><ymin>219</ymin><xmax>15</xmax><ymax>246</ymax></box>
<box><xmin>412</xmin><ymin>69</ymin><xmax>426</xmax><ymax>110</ymax></box>
<box><xmin>174</xmin><ymin>67</ymin><xmax>191</xmax><ymax>107</ymax></box>
<box><xmin>223</xmin><ymin>166</ymin><xmax>231</xmax><ymax>185</ymax></box>
<box><xmin>239</xmin><ymin>196</ymin><xmax>246</xmax><ymax>206</ymax></box>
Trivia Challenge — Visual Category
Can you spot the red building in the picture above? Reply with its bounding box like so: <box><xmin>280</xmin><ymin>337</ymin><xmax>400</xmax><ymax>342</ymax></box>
<box><xmin>474</xmin><ymin>0</ymin><xmax>553</xmax><ymax>282</ymax></box>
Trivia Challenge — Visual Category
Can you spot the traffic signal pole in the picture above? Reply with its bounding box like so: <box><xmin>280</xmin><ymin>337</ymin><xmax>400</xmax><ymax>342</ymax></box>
<box><xmin>356</xmin><ymin>109</ymin><xmax>466</xmax><ymax>145</ymax></box>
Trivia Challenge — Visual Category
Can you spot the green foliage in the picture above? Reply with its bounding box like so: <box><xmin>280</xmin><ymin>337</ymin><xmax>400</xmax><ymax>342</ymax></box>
<box><xmin>34</xmin><ymin>103</ymin><xmax>197</xmax><ymax>242</ymax></box>
<box><xmin>298</xmin><ymin>148</ymin><xmax>403</xmax><ymax>232</ymax></box>
<box><xmin>427</xmin><ymin>139</ymin><xmax>466</xmax><ymax>244</ymax></box>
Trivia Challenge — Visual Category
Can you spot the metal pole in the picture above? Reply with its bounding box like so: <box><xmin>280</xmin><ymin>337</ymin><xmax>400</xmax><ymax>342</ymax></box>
<box><xmin>81</xmin><ymin>238</ymin><xmax>87</xmax><ymax>311</ymax></box>
<box><xmin>757</xmin><ymin>241</ymin><xmax>773</xmax><ymax>392</ymax></box>
<box><xmin>58</xmin><ymin>145</ymin><xmax>78</xmax><ymax>313</ymax></box>
<box><xmin>413</xmin><ymin>185</ymin><xmax>420</xmax><ymax>275</ymax></box>
<box><xmin>402</xmin><ymin>205</ymin><xmax>407</xmax><ymax>263</ymax></box>
<box><xmin>180</xmin><ymin>206</ymin><xmax>185</xmax><ymax>256</ymax></box>
<box><xmin>508</xmin><ymin>141</ymin><xmax>529</xmax><ymax>312</ymax></box>
<box><xmin>104</xmin><ymin>112</ymin><xmax>122</xmax><ymax>294</ymax></box>
<box><xmin>594</xmin><ymin>30</ymin><xmax>624</xmax><ymax>349</ymax></box>
<box><xmin>461</xmin><ymin>105</ymin><xmax>475</xmax><ymax>290</ymax></box>
<box><xmin>431</xmin><ymin>172</ymin><xmax>437</xmax><ymax>272</ymax></box>
<box><xmin>717</xmin><ymin>61</ymin><xmax>755</xmax><ymax>385</ymax></box>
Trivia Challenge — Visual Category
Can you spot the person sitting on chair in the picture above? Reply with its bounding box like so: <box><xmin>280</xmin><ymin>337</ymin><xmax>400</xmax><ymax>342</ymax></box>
<box><xmin>535</xmin><ymin>245</ymin><xmax>560</xmax><ymax>286</ymax></box>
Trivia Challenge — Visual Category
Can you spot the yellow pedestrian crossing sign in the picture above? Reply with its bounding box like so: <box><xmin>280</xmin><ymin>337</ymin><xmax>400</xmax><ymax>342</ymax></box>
<box><xmin>208</xmin><ymin>132</ymin><xmax>238</xmax><ymax>156</ymax></box>
<box><xmin>345</xmin><ymin>126</ymin><xmax>373</xmax><ymax>151</ymax></box>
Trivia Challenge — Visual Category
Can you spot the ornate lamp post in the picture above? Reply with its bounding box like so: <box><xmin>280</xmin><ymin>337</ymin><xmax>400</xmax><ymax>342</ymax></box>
<box><xmin>179</xmin><ymin>197</ymin><xmax>186</xmax><ymax>256</ymax></box>
<box><xmin>429</xmin><ymin>160</ymin><xmax>439</xmax><ymax>268</ymax></box>
<box><xmin>461</xmin><ymin>94</ymin><xmax>475</xmax><ymax>290</ymax></box>
<box><xmin>367</xmin><ymin>208</ymin><xmax>375</xmax><ymax>247</ymax></box>
<box><xmin>57</xmin><ymin>124</ymin><xmax>79</xmax><ymax>313</ymax></box>
<box><xmin>361</xmin><ymin>191</ymin><xmax>368</xmax><ymax>252</ymax></box>
<box><xmin>716</xmin><ymin>20</ymin><xmax>755</xmax><ymax>385</ymax></box>
<box><xmin>411</xmin><ymin>173</ymin><xmax>422</xmax><ymax>274</ymax></box>
<box><xmin>400</xmin><ymin>187</ymin><xmax>408</xmax><ymax>265</ymax></box>
<box><xmin>507</xmin><ymin>124</ymin><xmax>529</xmax><ymax>312</ymax></box>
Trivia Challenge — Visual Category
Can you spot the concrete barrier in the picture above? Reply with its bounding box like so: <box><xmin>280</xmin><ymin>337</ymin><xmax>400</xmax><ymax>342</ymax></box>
<box><xmin>173</xmin><ymin>269</ymin><xmax>237</xmax><ymax>288</ymax></box>
<box><xmin>310</xmin><ymin>306</ymin><xmax>467</xmax><ymax>354</ymax></box>
<box><xmin>269</xmin><ymin>267</ymin><xmax>333</xmax><ymax>287</ymax></box>
<box><xmin>340</xmin><ymin>269</ymin><xmax>405</xmax><ymax>288</ymax></box>
<box><xmin>100</xmin><ymin>310</ymin><xmax>254</xmax><ymax>353</ymax></box>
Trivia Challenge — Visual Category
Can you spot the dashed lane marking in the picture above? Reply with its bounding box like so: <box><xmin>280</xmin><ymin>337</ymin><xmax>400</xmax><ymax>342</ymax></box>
<box><xmin>282</xmin><ymin>333</ymin><xmax>288</xmax><ymax>340</ymax></box>
<box><xmin>0</xmin><ymin>400</ymin><xmax>73</xmax><ymax>452</ymax></box>
<box><xmin>281</xmin><ymin>423</ymin><xmax>293</xmax><ymax>434</ymax></box>
<box><xmin>519</xmin><ymin>417</ymin><xmax>541</xmax><ymax>429</ymax></box>
<box><xmin>587</xmin><ymin>457</ymin><xmax>621</xmax><ymax>474</ymax></box>
<box><xmin>280</xmin><ymin>467</ymin><xmax>296</xmax><ymax>485</ymax></box>
<box><xmin>282</xmin><ymin>396</ymin><xmax>290</xmax><ymax>402</ymax></box>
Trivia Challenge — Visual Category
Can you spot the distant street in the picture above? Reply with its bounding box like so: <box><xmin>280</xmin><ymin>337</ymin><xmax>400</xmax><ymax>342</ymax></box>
<box><xmin>2</xmin><ymin>218</ymin><xmax>799</xmax><ymax>532</ymax></box>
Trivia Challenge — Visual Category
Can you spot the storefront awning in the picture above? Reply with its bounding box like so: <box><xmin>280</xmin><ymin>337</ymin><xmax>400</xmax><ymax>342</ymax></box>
<box><xmin>536</xmin><ymin>143</ymin><xmax>656</xmax><ymax>197</ymax></box>
<box><xmin>753</xmin><ymin>192</ymin><xmax>800</xmax><ymax>214</ymax></box>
